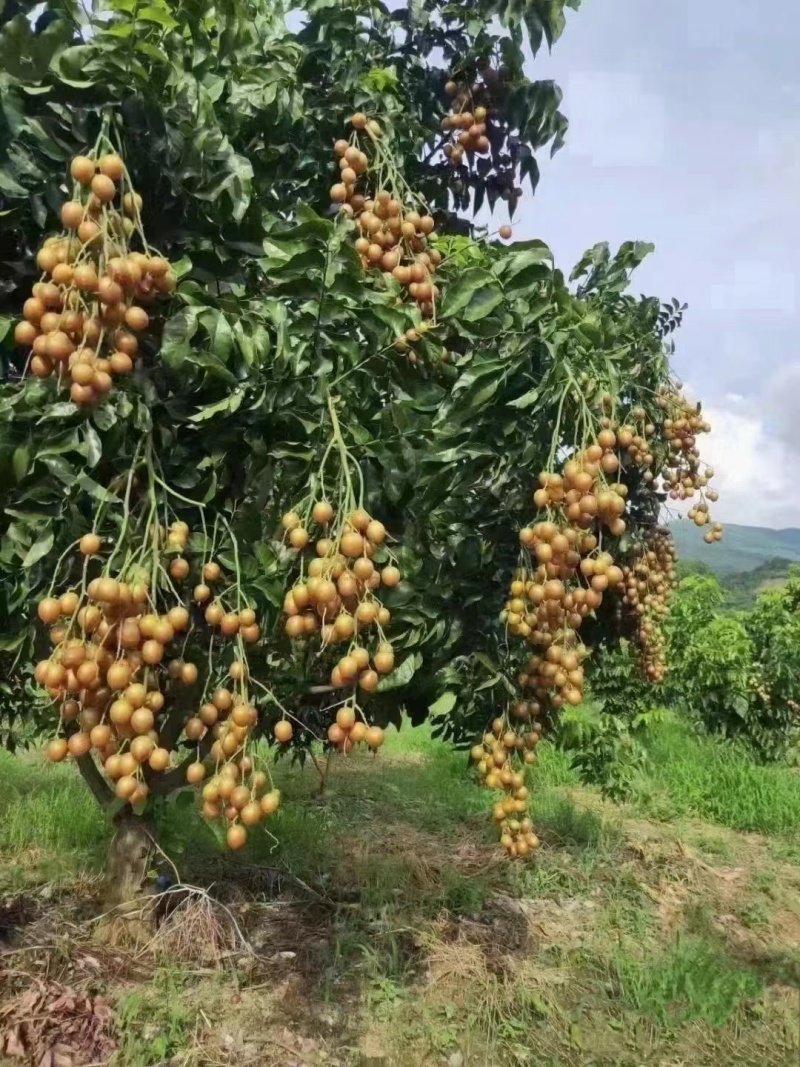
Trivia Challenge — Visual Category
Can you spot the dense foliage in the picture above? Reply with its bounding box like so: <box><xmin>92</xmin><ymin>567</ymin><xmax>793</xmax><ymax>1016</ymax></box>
<box><xmin>663</xmin><ymin>571</ymin><xmax>800</xmax><ymax>760</ymax></box>
<box><xmin>0</xmin><ymin>0</ymin><xmax>724</xmax><ymax>862</ymax></box>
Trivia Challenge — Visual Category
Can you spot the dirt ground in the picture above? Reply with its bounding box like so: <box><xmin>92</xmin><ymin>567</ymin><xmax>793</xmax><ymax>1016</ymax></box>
<box><xmin>1</xmin><ymin>738</ymin><xmax>799</xmax><ymax>1066</ymax></box>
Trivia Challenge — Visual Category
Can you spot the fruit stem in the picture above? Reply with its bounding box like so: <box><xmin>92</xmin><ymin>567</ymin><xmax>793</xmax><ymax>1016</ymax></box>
<box><xmin>325</xmin><ymin>389</ymin><xmax>360</xmax><ymax>510</ymax></box>
<box><xmin>105</xmin><ymin>436</ymin><xmax>145</xmax><ymax>578</ymax></box>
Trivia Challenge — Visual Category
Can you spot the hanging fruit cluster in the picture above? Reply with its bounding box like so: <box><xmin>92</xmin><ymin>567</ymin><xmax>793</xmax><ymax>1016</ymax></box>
<box><xmin>280</xmin><ymin>502</ymin><xmax>399</xmax><ymax>751</ymax></box>
<box><xmin>35</xmin><ymin>503</ymin><xmax>277</xmax><ymax>852</ymax></box>
<box><xmin>331</xmin><ymin>115</ymin><xmax>441</xmax><ymax>319</ymax></box>
<box><xmin>656</xmin><ymin>386</ymin><xmax>722</xmax><ymax>543</ymax></box>
<box><xmin>505</xmin><ymin>432</ymin><xmax>632</xmax><ymax>686</ymax></box>
<box><xmin>326</xmin><ymin>701</ymin><xmax>386</xmax><ymax>753</ymax></box>
<box><xmin>441</xmin><ymin>83</ymin><xmax>491</xmax><ymax>163</ymax></box>
<box><xmin>471</xmin><ymin>713</ymin><xmax>541</xmax><ymax>857</ymax></box>
<box><xmin>489</xmin><ymin>414</ymin><xmax>685</xmax><ymax>854</ymax></box>
<box><xmin>440</xmin><ymin>64</ymin><xmax>522</xmax><ymax>211</ymax></box>
<box><xmin>278</xmin><ymin>394</ymin><xmax>403</xmax><ymax>754</ymax></box>
<box><xmin>14</xmin><ymin>145</ymin><xmax>175</xmax><ymax>405</ymax></box>
<box><xmin>620</xmin><ymin>527</ymin><xmax>678</xmax><ymax>682</ymax></box>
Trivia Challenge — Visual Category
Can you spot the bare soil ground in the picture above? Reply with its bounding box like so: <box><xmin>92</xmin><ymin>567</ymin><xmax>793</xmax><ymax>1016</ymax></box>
<box><xmin>1</xmin><ymin>725</ymin><xmax>799</xmax><ymax>1066</ymax></box>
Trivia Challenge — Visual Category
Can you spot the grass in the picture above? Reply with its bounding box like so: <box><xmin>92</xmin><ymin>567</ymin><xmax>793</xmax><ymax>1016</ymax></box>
<box><xmin>609</xmin><ymin>935</ymin><xmax>763</xmax><ymax>1028</ymax></box>
<box><xmin>113</xmin><ymin>968</ymin><xmax>199</xmax><ymax>1066</ymax></box>
<box><xmin>632</xmin><ymin>717</ymin><xmax>800</xmax><ymax>834</ymax></box>
<box><xmin>1</xmin><ymin>717</ymin><xmax>799</xmax><ymax>1066</ymax></box>
<box><xmin>0</xmin><ymin>746</ymin><xmax>111</xmax><ymax>889</ymax></box>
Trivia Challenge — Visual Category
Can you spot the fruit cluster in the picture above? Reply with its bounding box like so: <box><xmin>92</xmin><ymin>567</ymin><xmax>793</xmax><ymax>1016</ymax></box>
<box><xmin>620</xmin><ymin>527</ymin><xmax>678</xmax><ymax>681</ymax></box>
<box><xmin>326</xmin><ymin>702</ymin><xmax>386</xmax><ymax>753</ymax></box>
<box><xmin>504</xmin><ymin>431</ymin><xmax>633</xmax><ymax>705</ymax></box>
<box><xmin>439</xmin><ymin>65</ymin><xmax>522</xmax><ymax>210</ymax></box>
<box><xmin>280</xmin><ymin>499</ymin><xmax>402</xmax><ymax>752</ymax></box>
<box><xmin>14</xmin><ymin>149</ymin><xmax>175</xmax><ymax>405</ymax></box>
<box><xmin>489</xmin><ymin>427</ymin><xmax>641</xmax><ymax>853</ymax></box>
<box><xmin>36</xmin><ymin>522</ymin><xmax>273</xmax><ymax>850</ymax></box>
<box><xmin>441</xmin><ymin>84</ymin><xmax>491</xmax><ymax>163</ymax></box>
<box><xmin>331</xmin><ymin>116</ymin><xmax>441</xmax><ymax>318</ymax></box>
<box><xmin>471</xmin><ymin>714</ymin><xmax>541</xmax><ymax>858</ymax></box>
<box><xmin>656</xmin><ymin>387</ymin><xmax>722</xmax><ymax>542</ymax></box>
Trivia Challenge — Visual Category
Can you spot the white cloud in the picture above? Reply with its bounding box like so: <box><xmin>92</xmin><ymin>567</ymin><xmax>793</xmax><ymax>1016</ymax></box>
<box><xmin>671</xmin><ymin>397</ymin><xmax>800</xmax><ymax>528</ymax></box>
<box><xmin>762</xmin><ymin>362</ymin><xmax>800</xmax><ymax>449</ymax></box>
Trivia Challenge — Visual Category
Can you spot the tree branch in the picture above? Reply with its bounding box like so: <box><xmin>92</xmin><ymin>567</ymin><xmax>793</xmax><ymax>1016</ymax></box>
<box><xmin>148</xmin><ymin>733</ymin><xmax>214</xmax><ymax>797</ymax></box>
<box><xmin>158</xmin><ymin>696</ymin><xmax>193</xmax><ymax>753</ymax></box>
<box><xmin>75</xmin><ymin>752</ymin><xmax>115</xmax><ymax>812</ymax></box>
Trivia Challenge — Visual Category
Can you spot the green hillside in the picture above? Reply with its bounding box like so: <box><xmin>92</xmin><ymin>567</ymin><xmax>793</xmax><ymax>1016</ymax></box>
<box><xmin>670</xmin><ymin>521</ymin><xmax>800</xmax><ymax>575</ymax></box>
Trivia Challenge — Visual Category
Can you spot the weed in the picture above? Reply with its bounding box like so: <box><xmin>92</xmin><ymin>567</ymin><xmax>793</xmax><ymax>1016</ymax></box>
<box><xmin>112</xmin><ymin>968</ymin><xmax>196</xmax><ymax>1066</ymax></box>
<box><xmin>0</xmin><ymin>749</ymin><xmax>109</xmax><ymax>889</ymax></box>
<box><xmin>736</xmin><ymin>898</ymin><xmax>772</xmax><ymax>930</ymax></box>
<box><xmin>536</xmin><ymin>791</ymin><xmax>622</xmax><ymax>850</ymax></box>
<box><xmin>609</xmin><ymin>935</ymin><xmax>763</xmax><ymax>1028</ymax></box>
<box><xmin>635</xmin><ymin>720</ymin><xmax>800</xmax><ymax>835</ymax></box>
<box><xmin>689</xmin><ymin>831</ymin><xmax>736</xmax><ymax>862</ymax></box>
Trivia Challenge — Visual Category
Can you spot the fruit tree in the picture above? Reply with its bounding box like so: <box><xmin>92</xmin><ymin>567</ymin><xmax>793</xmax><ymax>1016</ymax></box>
<box><xmin>0</xmin><ymin>0</ymin><xmax>721</xmax><ymax>894</ymax></box>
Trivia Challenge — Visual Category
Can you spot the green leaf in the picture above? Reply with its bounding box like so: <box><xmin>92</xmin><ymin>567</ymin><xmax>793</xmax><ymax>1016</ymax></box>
<box><xmin>51</xmin><ymin>45</ymin><xmax>97</xmax><ymax>88</ymax></box>
<box><xmin>206</xmin><ymin>310</ymin><xmax>234</xmax><ymax>362</ymax></box>
<box><xmin>499</xmin><ymin>242</ymin><xmax>553</xmax><ymax>290</ymax></box>
<box><xmin>188</xmin><ymin>391</ymin><xmax>243</xmax><ymax>422</ymax></box>
<box><xmin>377</xmin><ymin>652</ymin><xmax>422</xmax><ymax>692</ymax></box>
<box><xmin>508</xmin><ymin>386</ymin><xmax>540</xmax><ymax>410</ymax></box>
<box><xmin>362</xmin><ymin>66</ymin><xmax>399</xmax><ymax>93</ymax></box>
<box><xmin>441</xmin><ymin>268</ymin><xmax>504</xmax><ymax>323</ymax></box>
<box><xmin>161</xmin><ymin>307</ymin><xmax>199</xmax><ymax>371</ymax></box>
<box><xmin>82</xmin><ymin>424</ymin><xmax>103</xmax><ymax>467</ymax></box>
<box><xmin>137</xmin><ymin>5</ymin><xmax>180</xmax><ymax>29</ymax></box>
<box><xmin>12</xmin><ymin>445</ymin><xmax>30</xmax><ymax>482</ymax></box>
<box><xmin>429</xmin><ymin>691</ymin><xmax>457</xmax><ymax>717</ymax></box>
<box><xmin>22</xmin><ymin>530</ymin><xmax>53</xmax><ymax>568</ymax></box>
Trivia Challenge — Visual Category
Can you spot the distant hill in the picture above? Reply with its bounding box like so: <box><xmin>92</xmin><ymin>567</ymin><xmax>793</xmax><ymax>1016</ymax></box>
<box><xmin>670</xmin><ymin>521</ymin><xmax>800</xmax><ymax>575</ymax></box>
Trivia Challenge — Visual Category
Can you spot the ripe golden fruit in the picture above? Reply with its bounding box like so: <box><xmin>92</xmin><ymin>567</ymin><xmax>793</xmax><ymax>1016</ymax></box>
<box><xmin>122</xmin><ymin>191</ymin><xmax>143</xmax><ymax>218</ymax></box>
<box><xmin>70</xmin><ymin>155</ymin><xmax>95</xmax><ymax>184</ymax></box>
<box><xmin>365</xmin><ymin>725</ymin><xmax>385</xmax><ymax>749</ymax></box>
<box><xmin>46</xmin><ymin>737</ymin><xmax>69</xmax><ymax>762</ymax></box>
<box><xmin>91</xmin><ymin>174</ymin><xmax>116</xmax><ymax>202</ymax></box>
<box><xmin>336</xmin><ymin>705</ymin><xmax>356</xmax><ymax>731</ymax></box>
<box><xmin>37</xmin><ymin>598</ymin><xmax>61</xmax><ymax>624</ymax></box>
<box><xmin>149</xmin><ymin>747</ymin><xmax>171</xmax><ymax>772</ymax></box>
<box><xmin>381</xmin><ymin>565</ymin><xmax>401</xmax><ymax>587</ymax></box>
<box><xmin>274</xmin><ymin>720</ymin><xmax>293</xmax><ymax>743</ymax></box>
<box><xmin>141</xmin><ymin>639</ymin><xmax>164</xmax><ymax>664</ymax></box>
<box><xmin>186</xmin><ymin>761</ymin><xmax>206</xmax><ymax>784</ymax></box>
<box><xmin>106</xmin><ymin>661</ymin><xmax>131</xmax><ymax>690</ymax></box>
<box><xmin>98</xmin><ymin>153</ymin><xmax>124</xmax><ymax>180</ymax></box>
<box><xmin>358</xmin><ymin>669</ymin><xmax>379</xmax><ymax>693</ymax></box>
<box><xmin>260</xmin><ymin>790</ymin><xmax>280</xmax><ymax>815</ymax></box>
<box><xmin>227</xmin><ymin>824</ymin><xmax>247</xmax><ymax>850</ymax></box>
<box><xmin>212</xmin><ymin>688</ymin><xmax>234</xmax><ymax>711</ymax></box>
<box><xmin>240</xmin><ymin>802</ymin><xmax>262</xmax><ymax>826</ymax></box>
<box><xmin>340</xmin><ymin>531</ymin><xmax>364</xmax><ymax>557</ymax></box>
<box><xmin>61</xmin><ymin>201</ymin><xmax>84</xmax><ymax>230</ymax></box>
<box><xmin>373</xmin><ymin>645</ymin><xmax>395</xmax><ymax>674</ymax></box>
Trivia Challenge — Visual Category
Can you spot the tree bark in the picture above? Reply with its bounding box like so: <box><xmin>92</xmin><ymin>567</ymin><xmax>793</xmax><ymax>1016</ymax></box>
<box><xmin>94</xmin><ymin>807</ymin><xmax>158</xmax><ymax>946</ymax></box>
<box><xmin>103</xmin><ymin>806</ymin><xmax>154</xmax><ymax>909</ymax></box>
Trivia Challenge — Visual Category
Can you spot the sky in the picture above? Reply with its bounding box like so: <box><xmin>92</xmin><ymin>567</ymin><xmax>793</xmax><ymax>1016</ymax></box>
<box><xmin>511</xmin><ymin>0</ymin><xmax>800</xmax><ymax>529</ymax></box>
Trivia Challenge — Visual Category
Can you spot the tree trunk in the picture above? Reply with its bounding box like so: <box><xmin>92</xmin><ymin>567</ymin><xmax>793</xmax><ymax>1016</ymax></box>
<box><xmin>95</xmin><ymin>808</ymin><xmax>157</xmax><ymax>946</ymax></box>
